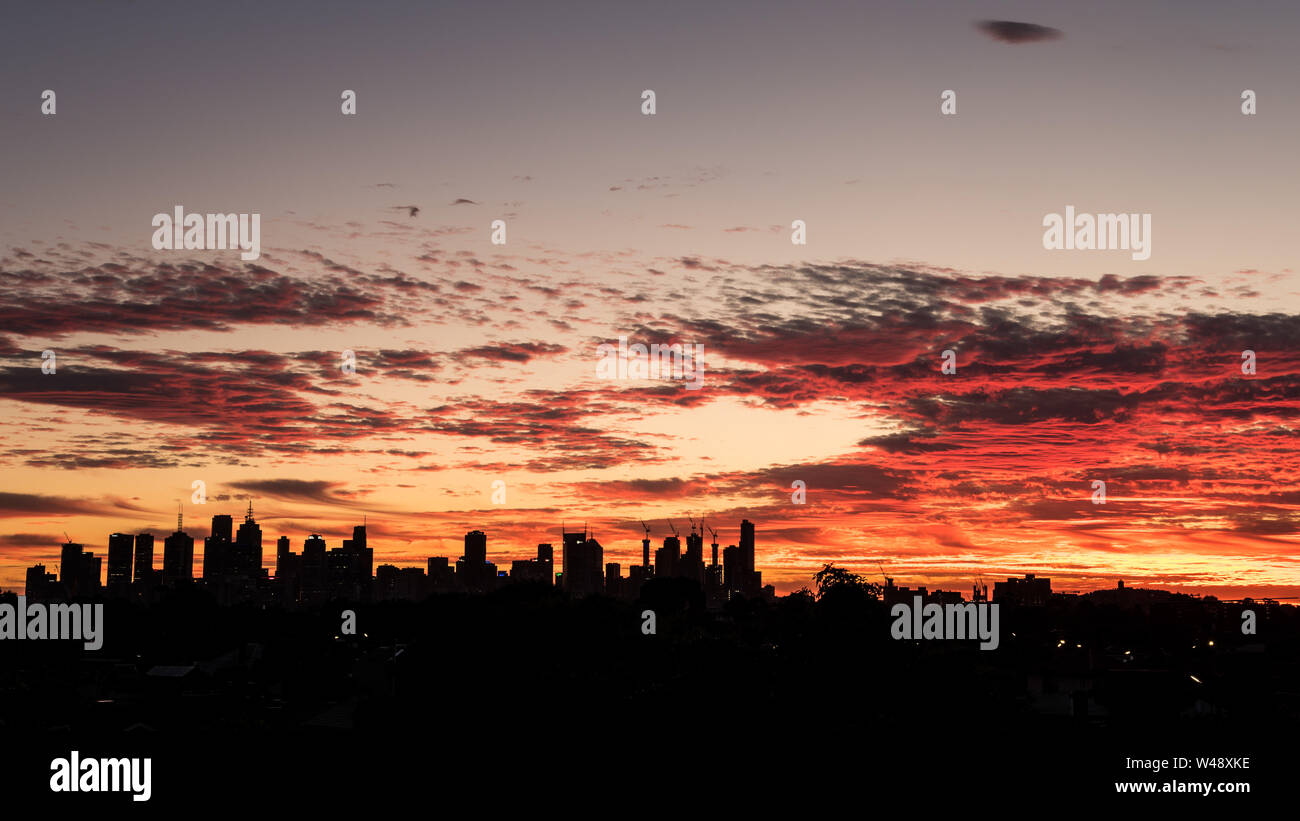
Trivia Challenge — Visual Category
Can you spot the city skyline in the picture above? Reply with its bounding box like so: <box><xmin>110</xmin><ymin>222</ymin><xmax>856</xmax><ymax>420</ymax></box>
<box><xmin>13</xmin><ymin>500</ymin><xmax>1288</xmax><ymax>608</ymax></box>
<box><xmin>19</xmin><ymin>502</ymin><xmax>775</xmax><ymax>605</ymax></box>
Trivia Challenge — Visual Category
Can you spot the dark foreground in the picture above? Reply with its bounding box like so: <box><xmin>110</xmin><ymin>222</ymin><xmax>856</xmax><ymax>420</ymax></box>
<box><xmin>1</xmin><ymin>580</ymin><xmax>1292</xmax><ymax>808</ymax></box>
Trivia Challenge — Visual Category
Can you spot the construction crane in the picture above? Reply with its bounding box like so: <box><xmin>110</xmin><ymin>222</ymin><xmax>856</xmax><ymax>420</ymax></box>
<box><xmin>687</xmin><ymin>512</ymin><xmax>697</xmax><ymax>536</ymax></box>
<box><xmin>638</xmin><ymin>520</ymin><xmax>652</xmax><ymax>569</ymax></box>
<box><xmin>876</xmin><ymin>562</ymin><xmax>893</xmax><ymax>588</ymax></box>
<box><xmin>708</xmin><ymin>527</ymin><xmax>720</xmax><ymax>566</ymax></box>
<box><xmin>666</xmin><ymin>520</ymin><xmax>678</xmax><ymax>538</ymax></box>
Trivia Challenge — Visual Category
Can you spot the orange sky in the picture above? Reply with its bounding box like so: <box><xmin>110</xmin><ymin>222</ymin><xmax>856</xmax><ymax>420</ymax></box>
<box><xmin>1</xmin><ymin>2</ymin><xmax>1297</xmax><ymax>599</ymax></box>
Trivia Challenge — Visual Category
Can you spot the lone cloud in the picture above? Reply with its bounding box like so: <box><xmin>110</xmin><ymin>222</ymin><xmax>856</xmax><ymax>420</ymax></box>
<box><xmin>976</xmin><ymin>20</ymin><xmax>1063</xmax><ymax>44</ymax></box>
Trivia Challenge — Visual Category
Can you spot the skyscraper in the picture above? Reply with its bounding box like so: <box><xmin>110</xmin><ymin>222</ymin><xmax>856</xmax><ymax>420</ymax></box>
<box><xmin>232</xmin><ymin>501</ymin><xmax>263</xmax><ymax>579</ymax></box>
<box><xmin>301</xmin><ymin>534</ymin><xmax>327</xmax><ymax>604</ymax></box>
<box><xmin>276</xmin><ymin>535</ymin><xmax>291</xmax><ymax>574</ymax></box>
<box><xmin>133</xmin><ymin>532</ymin><xmax>154</xmax><ymax>587</ymax></box>
<box><xmin>682</xmin><ymin>526</ymin><xmax>705</xmax><ymax>585</ymax></box>
<box><xmin>106</xmin><ymin>532</ymin><xmax>134</xmax><ymax>591</ymax></box>
<box><xmin>162</xmin><ymin>511</ymin><xmax>194</xmax><ymax>586</ymax></box>
<box><xmin>349</xmin><ymin>524</ymin><xmax>372</xmax><ymax>579</ymax></box>
<box><xmin>334</xmin><ymin>523</ymin><xmax>373</xmax><ymax>599</ymax></box>
<box><xmin>457</xmin><ymin>530</ymin><xmax>495</xmax><ymax>591</ymax></box>
<box><xmin>204</xmin><ymin>514</ymin><xmax>233</xmax><ymax>579</ymax></box>
<box><xmin>724</xmin><ymin>520</ymin><xmax>761</xmax><ymax>597</ymax></box>
<box><xmin>464</xmin><ymin>530</ymin><xmax>486</xmax><ymax>565</ymax></box>
<box><xmin>740</xmin><ymin>519</ymin><xmax>755</xmax><ymax>580</ymax></box>
<box><xmin>561</xmin><ymin>527</ymin><xmax>603</xmax><ymax>596</ymax></box>
<box><xmin>60</xmin><ymin>541</ymin><xmax>84</xmax><ymax>596</ymax></box>
<box><xmin>654</xmin><ymin>533</ymin><xmax>680</xmax><ymax>578</ymax></box>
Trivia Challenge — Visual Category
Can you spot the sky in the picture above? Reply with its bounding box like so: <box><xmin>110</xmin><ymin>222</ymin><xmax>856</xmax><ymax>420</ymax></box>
<box><xmin>0</xmin><ymin>0</ymin><xmax>1297</xmax><ymax>598</ymax></box>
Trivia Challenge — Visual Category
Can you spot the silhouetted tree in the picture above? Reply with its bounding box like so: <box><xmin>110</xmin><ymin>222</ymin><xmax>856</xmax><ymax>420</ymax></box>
<box><xmin>813</xmin><ymin>563</ymin><xmax>881</xmax><ymax>601</ymax></box>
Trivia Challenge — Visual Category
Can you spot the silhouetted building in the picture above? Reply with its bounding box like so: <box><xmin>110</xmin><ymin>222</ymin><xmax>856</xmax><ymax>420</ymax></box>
<box><xmin>722</xmin><ymin>544</ymin><xmax>739</xmax><ymax>593</ymax></box>
<box><xmin>232</xmin><ymin>502</ymin><xmax>264</xmax><ymax>580</ymax></box>
<box><xmin>457</xmin><ymin>530</ymin><xmax>497</xmax><ymax>591</ymax></box>
<box><xmin>739</xmin><ymin>519</ymin><xmax>758</xmax><ymax>592</ymax></box>
<box><xmin>274</xmin><ymin>535</ymin><xmax>300</xmax><ymax>603</ymax></box>
<box><xmin>376</xmin><ymin>563</ymin><xmax>400</xmax><ymax>599</ymax></box>
<box><xmin>427</xmin><ymin>556</ymin><xmax>455</xmax><ymax>591</ymax></box>
<box><xmin>106</xmin><ymin>532</ymin><xmax>134</xmax><ymax>592</ymax></box>
<box><xmin>329</xmin><ymin>523</ymin><xmax>373</xmax><ymax>600</ymax></box>
<box><xmin>681</xmin><ymin>527</ymin><xmax>705</xmax><ymax>586</ymax></box>
<box><xmin>301</xmin><ymin>534</ymin><xmax>327</xmax><ymax>604</ymax></box>
<box><xmin>722</xmin><ymin>519</ymin><xmax>762</xmax><ymax>597</ymax></box>
<box><xmin>60</xmin><ymin>542</ymin><xmax>100</xmax><ymax>597</ymax></box>
<box><xmin>510</xmin><ymin>543</ymin><xmax>554</xmax><ymax>585</ymax></box>
<box><xmin>562</xmin><ymin>527</ymin><xmax>603</xmax><ymax>596</ymax></box>
<box><xmin>275</xmin><ymin>535</ymin><xmax>291</xmax><ymax>569</ymax></box>
<box><xmin>705</xmin><ymin>530</ymin><xmax>723</xmax><ymax>597</ymax></box>
<box><xmin>464</xmin><ymin>530</ymin><xmax>486</xmax><ymax>565</ymax></box>
<box><xmin>655</xmin><ymin>534</ymin><xmax>680</xmax><ymax>579</ymax></box>
<box><xmin>627</xmin><ymin>564</ymin><xmax>652</xmax><ymax>599</ymax></box>
<box><xmin>204</xmin><ymin>514</ymin><xmax>233</xmax><ymax>580</ymax></box>
<box><xmin>25</xmin><ymin>563</ymin><xmax>57</xmax><ymax>600</ymax></box>
<box><xmin>605</xmin><ymin>562</ymin><xmax>622</xmax><ymax>597</ymax></box>
<box><xmin>375</xmin><ymin>564</ymin><xmax>426</xmax><ymax>601</ymax></box>
<box><xmin>134</xmin><ymin>533</ymin><xmax>155</xmax><ymax>590</ymax></box>
<box><xmin>994</xmin><ymin>574</ymin><xmax>1052</xmax><ymax>606</ymax></box>
<box><xmin>396</xmin><ymin>567</ymin><xmax>426</xmax><ymax>600</ymax></box>
<box><xmin>162</xmin><ymin>514</ymin><xmax>194</xmax><ymax>587</ymax></box>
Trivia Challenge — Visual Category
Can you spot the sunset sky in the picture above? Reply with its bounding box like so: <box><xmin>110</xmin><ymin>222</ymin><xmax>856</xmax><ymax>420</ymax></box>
<box><xmin>1</xmin><ymin>0</ymin><xmax>1297</xmax><ymax>598</ymax></box>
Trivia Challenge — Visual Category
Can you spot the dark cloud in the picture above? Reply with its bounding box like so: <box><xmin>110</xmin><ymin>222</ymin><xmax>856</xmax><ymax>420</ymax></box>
<box><xmin>976</xmin><ymin>20</ymin><xmax>1062</xmax><ymax>44</ymax></box>
<box><xmin>0</xmin><ymin>533</ymin><xmax>64</xmax><ymax>548</ymax></box>
<box><xmin>457</xmin><ymin>342</ymin><xmax>567</xmax><ymax>363</ymax></box>
<box><xmin>226</xmin><ymin>479</ymin><xmax>353</xmax><ymax>506</ymax></box>
<box><xmin>0</xmin><ymin>258</ymin><xmax>417</xmax><ymax>338</ymax></box>
<box><xmin>0</xmin><ymin>492</ymin><xmax>108</xmax><ymax>518</ymax></box>
<box><xmin>859</xmin><ymin>432</ymin><xmax>961</xmax><ymax>454</ymax></box>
